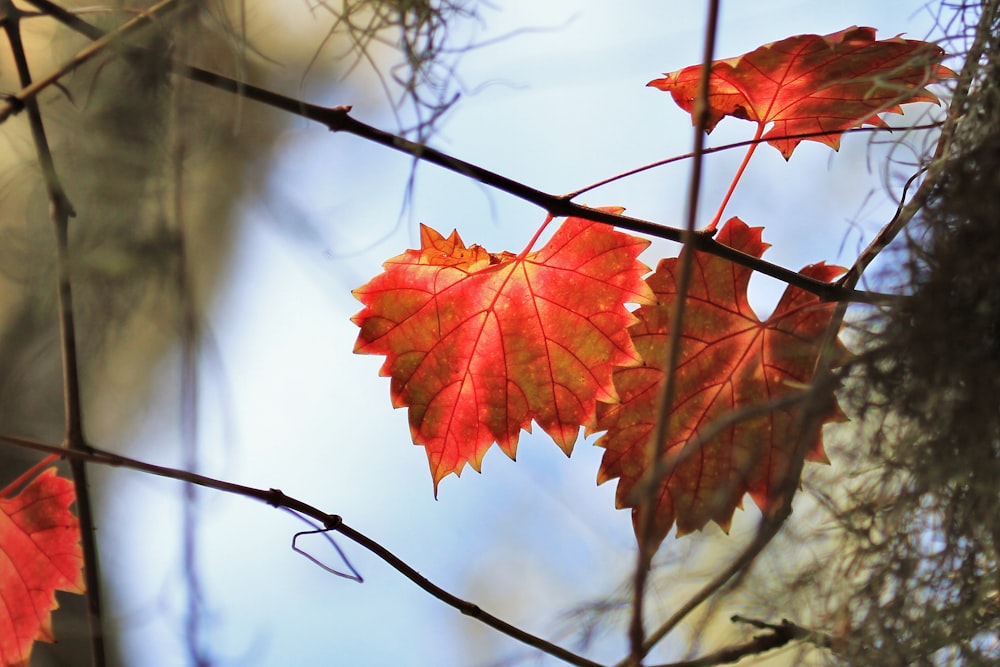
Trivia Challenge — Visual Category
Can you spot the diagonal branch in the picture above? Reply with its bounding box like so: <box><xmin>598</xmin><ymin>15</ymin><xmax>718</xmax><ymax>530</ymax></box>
<box><xmin>0</xmin><ymin>0</ymin><xmax>181</xmax><ymax>124</ymax></box>
<box><xmin>614</xmin><ymin>9</ymin><xmax>988</xmax><ymax>661</ymax></box>
<box><xmin>0</xmin><ymin>432</ymin><xmax>605</xmax><ymax>667</ymax></box>
<box><xmin>647</xmin><ymin>616</ymin><xmax>831</xmax><ymax>667</ymax></box>
<box><xmin>640</xmin><ymin>9</ymin><xmax>1000</xmax><ymax>667</ymax></box>
<box><xmin>620</xmin><ymin>276</ymin><xmax>847</xmax><ymax>666</ymax></box>
<box><xmin>9</xmin><ymin>0</ymin><xmax>893</xmax><ymax>306</ymax></box>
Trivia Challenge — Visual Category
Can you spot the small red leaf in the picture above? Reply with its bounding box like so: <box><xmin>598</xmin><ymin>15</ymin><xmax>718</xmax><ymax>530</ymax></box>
<box><xmin>649</xmin><ymin>26</ymin><xmax>954</xmax><ymax>158</ymax></box>
<box><xmin>594</xmin><ymin>218</ymin><xmax>847</xmax><ymax>546</ymax></box>
<box><xmin>353</xmin><ymin>211</ymin><xmax>654</xmax><ymax>491</ymax></box>
<box><xmin>1</xmin><ymin>466</ymin><xmax>84</xmax><ymax>667</ymax></box>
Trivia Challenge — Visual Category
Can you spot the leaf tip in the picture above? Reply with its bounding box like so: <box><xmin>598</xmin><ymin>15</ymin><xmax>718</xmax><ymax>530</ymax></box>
<box><xmin>646</xmin><ymin>74</ymin><xmax>672</xmax><ymax>90</ymax></box>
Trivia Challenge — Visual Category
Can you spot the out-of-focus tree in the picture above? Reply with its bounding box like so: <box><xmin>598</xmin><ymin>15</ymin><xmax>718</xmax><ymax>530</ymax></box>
<box><xmin>0</xmin><ymin>1</ymin><xmax>481</xmax><ymax>663</ymax></box>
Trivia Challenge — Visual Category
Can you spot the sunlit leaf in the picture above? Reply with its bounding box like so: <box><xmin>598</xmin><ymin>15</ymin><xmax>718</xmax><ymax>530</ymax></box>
<box><xmin>595</xmin><ymin>218</ymin><xmax>847</xmax><ymax>546</ymax></box>
<box><xmin>1</xmin><ymin>466</ymin><xmax>84</xmax><ymax>667</ymax></box>
<box><xmin>353</xmin><ymin>211</ymin><xmax>654</xmax><ymax>491</ymax></box>
<box><xmin>650</xmin><ymin>26</ymin><xmax>953</xmax><ymax>158</ymax></box>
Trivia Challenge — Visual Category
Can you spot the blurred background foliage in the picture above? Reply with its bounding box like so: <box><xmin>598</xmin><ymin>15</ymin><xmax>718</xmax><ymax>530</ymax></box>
<box><xmin>0</xmin><ymin>0</ymin><xmax>482</xmax><ymax>663</ymax></box>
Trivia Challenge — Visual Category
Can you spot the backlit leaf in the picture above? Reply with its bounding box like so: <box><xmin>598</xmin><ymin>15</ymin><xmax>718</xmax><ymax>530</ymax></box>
<box><xmin>1</xmin><ymin>466</ymin><xmax>84</xmax><ymax>667</ymax></box>
<box><xmin>353</xmin><ymin>211</ymin><xmax>655</xmax><ymax>491</ymax></box>
<box><xmin>649</xmin><ymin>26</ymin><xmax>953</xmax><ymax>158</ymax></box>
<box><xmin>594</xmin><ymin>218</ymin><xmax>847</xmax><ymax>546</ymax></box>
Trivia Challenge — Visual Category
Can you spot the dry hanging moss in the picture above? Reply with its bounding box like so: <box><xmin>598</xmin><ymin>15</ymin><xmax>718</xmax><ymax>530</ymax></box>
<box><xmin>831</xmin><ymin>2</ymin><xmax>1000</xmax><ymax>664</ymax></box>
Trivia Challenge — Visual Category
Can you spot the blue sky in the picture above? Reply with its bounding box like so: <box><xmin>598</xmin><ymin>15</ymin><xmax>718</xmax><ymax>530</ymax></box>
<box><xmin>99</xmin><ymin>2</ymin><xmax>952</xmax><ymax>665</ymax></box>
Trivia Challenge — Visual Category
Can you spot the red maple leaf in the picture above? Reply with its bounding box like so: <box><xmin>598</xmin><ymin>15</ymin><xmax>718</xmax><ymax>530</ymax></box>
<box><xmin>594</xmin><ymin>218</ymin><xmax>847</xmax><ymax>545</ymax></box>
<box><xmin>649</xmin><ymin>26</ymin><xmax>953</xmax><ymax>158</ymax></box>
<box><xmin>1</xmin><ymin>463</ymin><xmax>84</xmax><ymax>667</ymax></box>
<box><xmin>353</xmin><ymin>211</ymin><xmax>654</xmax><ymax>491</ymax></box>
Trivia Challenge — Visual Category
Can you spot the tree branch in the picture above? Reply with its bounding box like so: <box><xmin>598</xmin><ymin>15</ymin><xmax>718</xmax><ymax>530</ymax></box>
<box><xmin>647</xmin><ymin>616</ymin><xmax>831</xmax><ymax>667</ymax></box>
<box><xmin>0</xmin><ymin>433</ymin><xmax>605</xmax><ymax>667</ymax></box>
<box><xmin>10</xmin><ymin>0</ymin><xmax>893</xmax><ymax>306</ymax></box>
<box><xmin>612</xmin><ymin>15</ymin><xmax>971</xmax><ymax>664</ymax></box>
<box><xmin>658</xmin><ymin>16</ymin><xmax>996</xmax><ymax>667</ymax></box>
<box><xmin>0</xmin><ymin>3</ymin><xmax>106</xmax><ymax>664</ymax></box>
<box><xmin>0</xmin><ymin>0</ymin><xmax>181</xmax><ymax>124</ymax></box>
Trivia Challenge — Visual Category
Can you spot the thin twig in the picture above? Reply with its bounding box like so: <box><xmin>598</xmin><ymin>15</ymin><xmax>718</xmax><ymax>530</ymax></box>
<box><xmin>10</xmin><ymin>1</ymin><xmax>893</xmax><ymax>307</ymax></box>
<box><xmin>624</xmin><ymin>239</ymin><xmax>846</xmax><ymax>667</ymax></box>
<box><xmin>0</xmin><ymin>2</ymin><xmax>105</xmax><ymax>664</ymax></box>
<box><xmin>0</xmin><ymin>0</ymin><xmax>182</xmax><ymax>124</ymax></box>
<box><xmin>615</xmin><ymin>12</ymin><xmax>980</xmax><ymax>663</ymax></box>
<box><xmin>646</xmin><ymin>616</ymin><xmax>830</xmax><ymax>667</ymax></box>
<box><xmin>0</xmin><ymin>433</ymin><xmax>605</xmax><ymax>667</ymax></box>
<box><xmin>617</xmin><ymin>509</ymin><xmax>789</xmax><ymax>667</ymax></box>
<box><xmin>839</xmin><ymin>0</ymin><xmax>992</xmax><ymax>288</ymax></box>
<box><xmin>165</xmin><ymin>27</ymin><xmax>210</xmax><ymax>664</ymax></box>
<box><xmin>627</xmin><ymin>388</ymin><xmax>820</xmax><ymax>506</ymax></box>
<box><xmin>562</xmin><ymin>122</ymin><xmax>943</xmax><ymax>200</ymax></box>
<box><xmin>627</xmin><ymin>2</ymin><xmax>721</xmax><ymax>664</ymax></box>
<box><xmin>627</xmin><ymin>251</ymin><xmax>848</xmax><ymax>666</ymax></box>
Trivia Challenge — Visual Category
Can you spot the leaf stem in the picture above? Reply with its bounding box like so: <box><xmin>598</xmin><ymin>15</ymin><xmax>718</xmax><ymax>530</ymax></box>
<box><xmin>518</xmin><ymin>213</ymin><xmax>555</xmax><ymax>260</ymax></box>
<box><xmin>562</xmin><ymin>122</ymin><xmax>941</xmax><ymax>201</ymax></box>
<box><xmin>705</xmin><ymin>123</ymin><xmax>764</xmax><ymax>231</ymax></box>
<box><xmin>0</xmin><ymin>453</ymin><xmax>60</xmax><ymax>497</ymax></box>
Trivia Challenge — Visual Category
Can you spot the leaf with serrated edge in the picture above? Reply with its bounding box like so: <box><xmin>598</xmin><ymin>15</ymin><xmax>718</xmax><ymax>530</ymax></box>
<box><xmin>649</xmin><ymin>26</ymin><xmax>954</xmax><ymax>158</ymax></box>
<box><xmin>594</xmin><ymin>218</ymin><xmax>847</xmax><ymax>546</ymax></box>
<box><xmin>1</xmin><ymin>467</ymin><xmax>84</xmax><ymax>667</ymax></box>
<box><xmin>353</xmin><ymin>210</ymin><xmax>655</xmax><ymax>491</ymax></box>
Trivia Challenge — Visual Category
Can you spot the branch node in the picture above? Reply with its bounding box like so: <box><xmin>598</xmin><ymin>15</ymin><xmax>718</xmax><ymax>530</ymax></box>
<box><xmin>267</xmin><ymin>488</ymin><xmax>287</xmax><ymax>507</ymax></box>
<box><xmin>1</xmin><ymin>93</ymin><xmax>24</xmax><ymax>114</ymax></box>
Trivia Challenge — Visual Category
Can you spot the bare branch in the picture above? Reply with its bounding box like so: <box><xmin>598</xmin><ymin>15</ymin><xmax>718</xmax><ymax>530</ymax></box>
<box><xmin>0</xmin><ymin>0</ymin><xmax>182</xmax><ymax>124</ymax></box>
<box><xmin>0</xmin><ymin>2</ymin><xmax>107</xmax><ymax>663</ymax></box>
<box><xmin>0</xmin><ymin>433</ymin><xmax>605</xmax><ymax>667</ymax></box>
<box><xmin>645</xmin><ymin>616</ymin><xmax>830</xmax><ymax>667</ymax></box>
<box><xmin>12</xmin><ymin>1</ymin><xmax>892</xmax><ymax>306</ymax></box>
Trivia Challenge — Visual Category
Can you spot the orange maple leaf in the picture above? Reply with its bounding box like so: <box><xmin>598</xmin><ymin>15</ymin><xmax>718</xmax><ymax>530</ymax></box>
<box><xmin>1</xmin><ymin>463</ymin><xmax>84</xmax><ymax>667</ymax></box>
<box><xmin>649</xmin><ymin>26</ymin><xmax>953</xmax><ymax>158</ymax></box>
<box><xmin>353</xmin><ymin>211</ymin><xmax>654</xmax><ymax>491</ymax></box>
<box><xmin>594</xmin><ymin>218</ymin><xmax>847</xmax><ymax>545</ymax></box>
